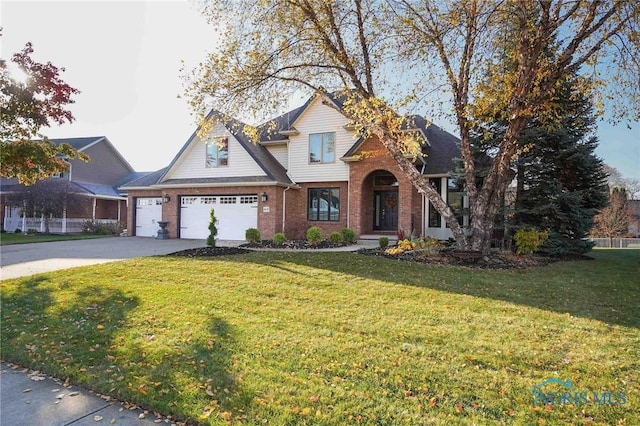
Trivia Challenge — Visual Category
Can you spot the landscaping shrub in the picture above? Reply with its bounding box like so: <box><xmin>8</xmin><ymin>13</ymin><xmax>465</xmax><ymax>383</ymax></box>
<box><xmin>207</xmin><ymin>209</ymin><xmax>218</xmax><ymax>247</ymax></box>
<box><xmin>272</xmin><ymin>232</ymin><xmax>286</xmax><ymax>246</ymax></box>
<box><xmin>306</xmin><ymin>226</ymin><xmax>322</xmax><ymax>245</ymax></box>
<box><xmin>340</xmin><ymin>227</ymin><xmax>356</xmax><ymax>244</ymax></box>
<box><xmin>82</xmin><ymin>220</ymin><xmax>122</xmax><ymax>235</ymax></box>
<box><xmin>14</xmin><ymin>228</ymin><xmax>21</xmax><ymax>234</ymax></box>
<box><xmin>385</xmin><ymin>238</ymin><xmax>416</xmax><ymax>255</ymax></box>
<box><xmin>415</xmin><ymin>236</ymin><xmax>443</xmax><ymax>256</ymax></box>
<box><xmin>514</xmin><ymin>228</ymin><xmax>549</xmax><ymax>255</ymax></box>
<box><xmin>245</xmin><ymin>228</ymin><xmax>261</xmax><ymax>244</ymax></box>
<box><xmin>26</xmin><ymin>228</ymin><xmax>38</xmax><ymax>235</ymax></box>
<box><xmin>329</xmin><ymin>231</ymin><xmax>343</xmax><ymax>245</ymax></box>
<box><xmin>379</xmin><ymin>236</ymin><xmax>389</xmax><ymax>248</ymax></box>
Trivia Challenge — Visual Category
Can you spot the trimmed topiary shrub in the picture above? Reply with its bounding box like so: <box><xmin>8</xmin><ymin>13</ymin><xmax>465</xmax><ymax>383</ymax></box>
<box><xmin>245</xmin><ymin>228</ymin><xmax>261</xmax><ymax>243</ymax></box>
<box><xmin>272</xmin><ymin>232</ymin><xmax>286</xmax><ymax>246</ymax></box>
<box><xmin>379</xmin><ymin>236</ymin><xmax>389</xmax><ymax>248</ymax></box>
<box><xmin>207</xmin><ymin>208</ymin><xmax>218</xmax><ymax>247</ymax></box>
<box><xmin>306</xmin><ymin>226</ymin><xmax>322</xmax><ymax>245</ymax></box>
<box><xmin>329</xmin><ymin>231</ymin><xmax>343</xmax><ymax>245</ymax></box>
<box><xmin>340</xmin><ymin>227</ymin><xmax>356</xmax><ymax>244</ymax></box>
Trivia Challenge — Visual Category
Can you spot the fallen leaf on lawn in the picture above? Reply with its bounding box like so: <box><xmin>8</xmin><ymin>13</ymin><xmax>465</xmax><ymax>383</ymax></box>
<box><xmin>138</xmin><ymin>413</ymin><xmax>146</xmax><ymax>419</ymax></box>
<box><xmin>206</xmin><ymin>389</ymin><xmax>215</xmax><ymax>397</ymax></box>
<box><xmin>429</xmin><ymin>397</ymin><xmax>437</xmax><ymax>407</ymax></box>
<box><xmin>139</xmin><ymin>384</ymin><xmax>147</xmax><ymax>395</ymax></box>
<box><xmin>97</xmin><ymin>324</ymin><xmax>104</xmax><ymax>330</ymax></box>
<box><xmin>455</xmin><ymin>404</ymin><xmax>463</xmax><ymax>413</ymax></box>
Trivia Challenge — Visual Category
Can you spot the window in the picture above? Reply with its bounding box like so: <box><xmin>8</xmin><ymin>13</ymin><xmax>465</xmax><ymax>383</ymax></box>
<box><xmin>308</xmin><ymin>188</ymin><xmax>340</xmax><ymax>221</ymax></box>
<box><xmin>428</xmin><ymin>178</ymin><xmax>442</xmax><ymax>227</ymax></box>
<box><xmin>447</xmin><ymin>178</ymin><xmax>464</xmax><ymax>227</ymax></box>
<box><xmin>219</xmin><ymin>196</ymin><xmax>237</xmax><ymax>204</ymax></box>
<box><xmin>206</xmin><ymin>137</ymin><xmax>229</xmax><ymax>167</ymax></box>
<box><xmin>240</xmin><ymin>196</ymin><xmax>258</xmax><ymax>204</ymax></box>
<box><xmin>201</xmin><ymin>197</ymin><xmax>216</xmax><ymax>204</ymax></box>
<box><xmin>309</xmin><ymin>132</ymin><xmax>336</xmax><ymax>163</ymax></box>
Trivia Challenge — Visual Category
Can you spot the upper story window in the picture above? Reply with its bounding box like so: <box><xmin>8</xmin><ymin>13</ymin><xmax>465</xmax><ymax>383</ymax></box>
<box><xmin>206</xmin><ymin>137</ymin><xmax>229</xmax><ymax>168</ymax></box>
<box><xmin>309</xmin><ymin>132</ymin><xmax>336</xmax><ymax>164</ymax></box>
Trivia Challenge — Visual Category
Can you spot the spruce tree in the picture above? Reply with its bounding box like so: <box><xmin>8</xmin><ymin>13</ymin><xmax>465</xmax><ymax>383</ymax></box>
<box><xmin>468</xmin><ymin>72</ymin><xmax>608</xmax><ymax>255</ymax></box>
<box><xmin>510</xmin><ymin>76</ymin><xmax>608</xmax><ymax>255</ymax></box>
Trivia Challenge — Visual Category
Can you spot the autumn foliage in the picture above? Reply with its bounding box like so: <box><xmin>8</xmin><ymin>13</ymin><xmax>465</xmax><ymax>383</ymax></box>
<box><xmin>1</xmin><ymin>41</ymin><xmax>88</xmax><ymax>185</ymax></box>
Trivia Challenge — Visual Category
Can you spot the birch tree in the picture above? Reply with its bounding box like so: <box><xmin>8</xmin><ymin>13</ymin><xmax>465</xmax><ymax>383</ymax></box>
<box><xmin>186</xmin><ymin>0</ymin><xmax>639</xmax><ymax>252</ymax></box>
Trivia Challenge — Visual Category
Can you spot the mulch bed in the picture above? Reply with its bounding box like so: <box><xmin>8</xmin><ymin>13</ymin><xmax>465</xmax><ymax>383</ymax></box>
<box><xmin>357</xmin><ymin>248</ymin><xmax>594</xmax><ymax>269</ymax></box>
<box><xmin>166</xmin><ymin>247</ymin><xmax>249</xmax><ymax>257</ymax></box>
<box><xmin>165</xmin><ymin>243</ymin><xmax>593</xmax><ymax>270</ymax></box>
<box><xmin>241</xmin><ymin>240</ymin><xmax>355</xmax><ymax>250</ymax></box>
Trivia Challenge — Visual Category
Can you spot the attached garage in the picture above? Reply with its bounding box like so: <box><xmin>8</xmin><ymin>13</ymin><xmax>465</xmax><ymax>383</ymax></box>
<box><xmin>135</xmin><ymin>197</ymin><xmax>163</xmax><ymax>237</ymax></box>
<box><xmin>180</xmin><ymin>195</ymin><xmax>258</xmax><ymax>240</ymax></box>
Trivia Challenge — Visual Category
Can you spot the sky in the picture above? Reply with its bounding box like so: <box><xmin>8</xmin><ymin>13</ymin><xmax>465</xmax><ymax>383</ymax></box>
<box><xmin>2</xmin><ymin>0</ymin><xmax>639</xmax><ymax>179</ymax></box>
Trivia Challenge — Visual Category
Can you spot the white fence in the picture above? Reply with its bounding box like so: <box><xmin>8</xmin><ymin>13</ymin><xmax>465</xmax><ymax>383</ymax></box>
<box><xmin>588</xmin><ymin>238</ymin><xmax>640</xmax><ymax>248</ymax></box>
<box><xmin>3</xmin><ymin>216</ymin><xmax>119</xmax><ymax>234</ymax></box>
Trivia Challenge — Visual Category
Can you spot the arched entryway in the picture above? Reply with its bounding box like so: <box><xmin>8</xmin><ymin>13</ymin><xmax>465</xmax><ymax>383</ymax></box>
<box><xmin>360</xmin><ymin>170</ymin><xmax>399</xmax><ymax>234</ymax></box>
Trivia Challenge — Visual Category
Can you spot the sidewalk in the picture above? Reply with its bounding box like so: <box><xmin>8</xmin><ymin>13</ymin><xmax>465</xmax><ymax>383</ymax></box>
<box><xmin>0</xmin><ymin>362</ymin><xmax>178</xmax><ymax>425</ymax></box>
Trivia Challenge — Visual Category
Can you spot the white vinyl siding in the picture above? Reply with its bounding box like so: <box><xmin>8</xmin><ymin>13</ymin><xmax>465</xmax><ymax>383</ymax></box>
<box><xmin>164</xmin><ymin>123</ymin><xmax>266</xmax><ymax>180</ymax></box>
<box><xmin>266</xmin><ymin>144</ymin><xmax>288</xmax><ymax>169</ymax></box>
<box><xmin>287</xmin><ymin>98</ymin><xmax>352</xmax><ymax>182</ymax></box>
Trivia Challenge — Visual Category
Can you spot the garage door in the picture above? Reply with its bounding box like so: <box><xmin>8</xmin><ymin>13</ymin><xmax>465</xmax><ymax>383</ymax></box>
<box><xmin>180</xmin><ymin>195</ymin><xmax>258</xmax><ymax>240</ymax></box>
<box><xmin>136</xmin><ymin>197</ymin><xmax>163</xmax><ymax>237</ymax></box>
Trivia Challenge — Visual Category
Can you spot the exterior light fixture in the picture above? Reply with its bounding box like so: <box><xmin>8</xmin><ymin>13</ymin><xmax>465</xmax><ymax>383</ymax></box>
<box><xmin>261</xmin><ymin>192</ymin><xmax>268</xmax><ymax>202</ymax></box>
<box><xmin>162</xmin><ymin>194</ymin><xmax>171</xmax><ymax>203</ymax></box>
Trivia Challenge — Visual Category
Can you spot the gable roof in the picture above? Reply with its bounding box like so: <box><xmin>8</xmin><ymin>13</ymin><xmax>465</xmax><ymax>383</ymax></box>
<box><xmin>341</xmin><ymin>115</ymin><xmax>461</xmax><ymax>175</ymax></box>
<box><xmin>47</xmin><ymin>136</ymin><xmax>106</xmax><ymax>150</ymax></box>
<box><xmin>47</xmin><ymin>136</ymin><xmax>136</xmax><ymax>174</ymax></box>
<box><xmin>148</xmin><ymin>112</ymin><xmax>293</xmax><ymax>188</ymax></box>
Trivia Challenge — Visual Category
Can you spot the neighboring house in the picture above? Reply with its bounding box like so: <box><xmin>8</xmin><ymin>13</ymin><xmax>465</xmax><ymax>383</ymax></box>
<box><xmin>122</xmin><ymin>93</ymin><xmax>464</xmax><ymax>240</ymax></box>
<box><xmin>1</xmin><ymin>136</ymin><xmax>140</xmax><ymax>233</ymax></box>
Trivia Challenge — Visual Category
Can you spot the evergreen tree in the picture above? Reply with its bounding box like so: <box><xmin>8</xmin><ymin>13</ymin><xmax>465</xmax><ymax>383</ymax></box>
<box><xmin>468</xmin><ymin>72</ymin><xmax>609</xmax><ymax>255</ymax></box>
<box><xmin>509</xmin><ymin>77</ymin><xmax>608</xmax><ymax>255</ymax></box>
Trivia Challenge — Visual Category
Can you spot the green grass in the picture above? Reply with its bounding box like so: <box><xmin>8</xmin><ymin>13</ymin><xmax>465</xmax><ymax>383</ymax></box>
<box><xmin>0</xmin><ymin>232</ymin><xmax>111</xmax><ymax>245</ymax></box>
<box><xmin>1</xmin><ymin>250</ymin><xmax>638</xmax><ymax>425</ymax></box>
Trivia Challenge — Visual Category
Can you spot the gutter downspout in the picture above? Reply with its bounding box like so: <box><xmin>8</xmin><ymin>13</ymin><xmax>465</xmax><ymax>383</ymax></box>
<box><xmin>281</xmin><ymin>138</ymin><xmax>297</xmax><ymax>234</ymax></box>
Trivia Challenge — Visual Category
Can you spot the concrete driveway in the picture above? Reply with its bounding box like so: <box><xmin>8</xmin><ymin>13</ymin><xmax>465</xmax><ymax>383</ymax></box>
<box><xmin>0</xmin><ymin>237</ymin><xmax>210</xmax><ymax>280</ymax></box>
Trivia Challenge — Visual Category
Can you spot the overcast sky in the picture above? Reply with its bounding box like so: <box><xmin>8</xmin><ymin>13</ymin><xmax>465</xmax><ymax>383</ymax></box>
<box><xmin>2</xmin><ymin>0</ymin><xmax>638</xmax><ymax>179</ymax></box>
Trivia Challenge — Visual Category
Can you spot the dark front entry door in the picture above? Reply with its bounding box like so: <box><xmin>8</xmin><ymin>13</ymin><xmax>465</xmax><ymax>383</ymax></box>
<box><xmin>374</xmin><ymin>191</ymin><xmax>399</xmax><ymax>231</ymax></box>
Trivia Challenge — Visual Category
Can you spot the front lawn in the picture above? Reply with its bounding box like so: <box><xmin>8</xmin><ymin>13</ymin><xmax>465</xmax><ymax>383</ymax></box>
<box><xmin>0</xmin><ymin>232</ymin><xmax>111</xmax><ymax>245</ymax></box>
<box><xmin>1</xmin><ymin>250</ymin><xmax>638</xmax><ymax>425</ymax></box>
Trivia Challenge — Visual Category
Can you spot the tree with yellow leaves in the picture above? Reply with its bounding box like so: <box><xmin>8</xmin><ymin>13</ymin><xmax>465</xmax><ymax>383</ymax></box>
<box><xmin>185</xmin><ymin>0</ymin><xmax>639</xmax><ymax>253</ymax></box>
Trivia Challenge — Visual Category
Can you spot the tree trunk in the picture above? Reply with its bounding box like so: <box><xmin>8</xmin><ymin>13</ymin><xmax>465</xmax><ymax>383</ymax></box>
<box><xmin>370</xmin><ymin>129</ymin><xmax>470</xmax><ymax>249</ymax></box>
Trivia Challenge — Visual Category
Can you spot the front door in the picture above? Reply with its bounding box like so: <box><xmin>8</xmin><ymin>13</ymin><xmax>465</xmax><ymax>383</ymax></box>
<box><xmin>373</xmin><ymin>191</ymin><xmax>398</xmax><ymax>231</ymax></box>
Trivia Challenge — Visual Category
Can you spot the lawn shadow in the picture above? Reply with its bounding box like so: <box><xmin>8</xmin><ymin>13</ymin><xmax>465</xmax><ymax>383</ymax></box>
<box><xmin>239</xmin><ymin>251</ymin><xmax>640</xmax><ymax>329</ymax></box>
<box><xmin>1</xmin><ymin>276</ymin><xmax>253</xmax><ymax>424</ymax></box>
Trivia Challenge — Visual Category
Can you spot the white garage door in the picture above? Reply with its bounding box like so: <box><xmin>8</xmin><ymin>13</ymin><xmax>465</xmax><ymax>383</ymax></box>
<box><xmin>180</xmin><ymin>195</ymin><xmax>258</xmax><ymax>240</ymax></box>
<box><xmin>136</xmin><ymin>197</ymin><xmax>163</xmax><ymax>237</ymax></box>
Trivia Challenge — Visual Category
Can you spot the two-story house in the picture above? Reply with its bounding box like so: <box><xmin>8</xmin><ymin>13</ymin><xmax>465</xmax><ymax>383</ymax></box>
<box><xmin>1</xmin><ymin>136</ymin><xmax>139</xmax><ymax>233</ymax></box>
<box><xmin>122</xmin><ymin>93</ymin><xmax>464</xmax><ymax>241</ymax></box>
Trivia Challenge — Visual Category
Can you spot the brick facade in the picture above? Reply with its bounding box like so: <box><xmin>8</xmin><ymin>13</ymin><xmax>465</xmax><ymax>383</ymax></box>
<box><xmin>348</xmin><ymin>136</ymin><xmax>423</xmax><ymax>237</ymax></box>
